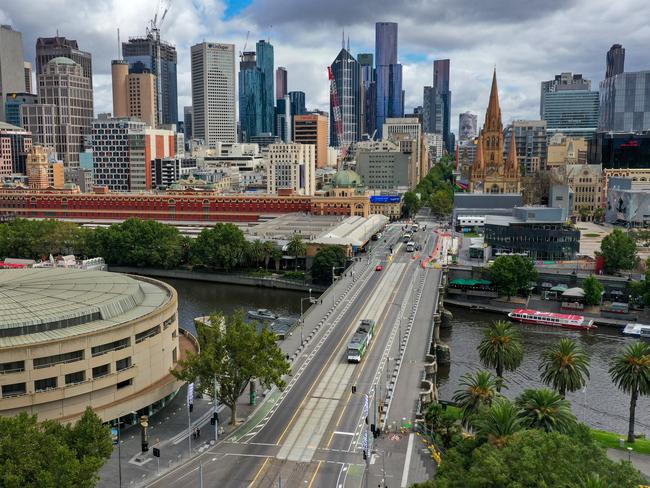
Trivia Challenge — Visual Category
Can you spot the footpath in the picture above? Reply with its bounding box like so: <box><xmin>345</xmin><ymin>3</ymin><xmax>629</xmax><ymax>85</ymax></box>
<box><xmin>607</xmin><ymin>449</ymin><xmax>650</xmax><ymax>481</ymax></box>
<box><xmin>98</xmin><ymin>254</ymin><xmax>373</xmax><ymax>488</ymax></box>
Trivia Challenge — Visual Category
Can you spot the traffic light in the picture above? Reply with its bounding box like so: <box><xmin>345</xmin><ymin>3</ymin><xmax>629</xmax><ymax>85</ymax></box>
<box><xmin>210</xmin><ymin>412</ymin><xmax>219</xmax><ymax>425</ymax></box>
<box><xmin>152</xmin><ymin>447</ymin><xmax>160</xmax><ymax>458</ymax></box>
<box><xmin>189</xmin><ymin>403</ymin><xmax>194</xmax><ymax>413</ymax></box>
<box><xmin>370</xmin><ymin>423</ymin><xmax>375</xmax><ymax>434</ymax></box>
<box><xmin>363</xmin><ymin>449</ymin><xmax>367</xmax><ymax>460</ymax></box>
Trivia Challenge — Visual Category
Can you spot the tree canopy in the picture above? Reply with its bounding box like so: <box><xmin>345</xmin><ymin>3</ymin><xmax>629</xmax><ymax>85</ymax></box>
<box><xmin>582</xmin><ymin>275</ymin><xmax>604</xmax><ymax>306</ymax></box>
<box><xmin>539</xmin><ymin>338</ymin><xmax>591</xmax><ymax>397</ymax></box>
<box><xmin>311</xmin><ymin>245</ymin><xmax>347</xmax><ymax>284</ymax></box>
<box><xmin>429</xmin><ymin>188</ymin><xmax>453</xmax><ymax>217</ymax></box>
<box><xmin>172</xmin><ymin>312</ymin><xmax>290</xmax><ymax>425</ymax></box>
<box><xmin>192</xmin><ymin>223</ymin><xmax>248</xmax><ymax>271</ymax></box>
<box><xmin>599</xmin><ymin>228</ymin><xmax>637</xmax><ymax>274</ymax></box>
<box><xmin>478</xmin><ymin>320</ymin><xmax>524</xmax><ymax>390</ymax></box>
<box><xmin>423</xmin><ymin>427</ymin><xmax>645</xmax><ymax>488</ymax></box>
<box><xmin>0</xmin><ymin>407</ymin><xmax>112</xmax><ymax>488</ymax></box>
<box><xmin>402</xmin><ymin>191</ymin><xmax>421</xmax><ymax>217</ymax></box>
<box><xmin>489</xmin><ymin>255</ymin><xmax>538</xmax><ymax>299</ymax></box>
<box><xmin>0</xmin><ymin>218</ymin><xmax>86</xmax><ymax>260</ymax></box>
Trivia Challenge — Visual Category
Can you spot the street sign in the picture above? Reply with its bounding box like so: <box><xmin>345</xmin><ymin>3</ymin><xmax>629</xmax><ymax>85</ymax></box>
<box><xmin>111</xmin><ymin>427</ymin><xmax>118</xmax><ymax>445</ymax></box>
<box><xmin>152</xmin><ymin>447</ymin><xmax>160</xmax><ymax>458</ymax></box>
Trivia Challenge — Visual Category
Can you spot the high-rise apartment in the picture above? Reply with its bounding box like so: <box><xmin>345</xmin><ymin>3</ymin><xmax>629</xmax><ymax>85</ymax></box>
<box><xmin>0</xmin><ymin>25</ymin><xmax>27</xmax><ymax>122</ymax></box>
<box><xmin>422</xmin><ymin>86</ymin><xmax>441</xmax><ymax>135</ymax></box>
<box><xmin>22</xmin><ymin>57</ymin><xmax>93</xmax><ymax>175</ymax></box>
<box><xmin>294</xmin><ymin>114</ymin><xmax>328</xmax><ymax>168</ymax></box>
<box><xmin>433</xmin><ymin>59</ymin><xmax>452</xmax><ymax>152</ymax></box>
<box><xmin>0</xmin><ymin>121</ymin><xmax>31</xmax><ymax>176</ymax></box>
<box><xmin>382</xmin><ymin>117</ymin><xmax>428</xmax><ymax>184</ymax></box>
<box><xmin>330</xmin><ymin>46</ymin><xmax>361</xmax><ymax>148</ymax></box>
<box><xmin>289</xmin><ymin>91</ymin><xmax>306</xmax><ymax>117</ymax></box>
<box><xmin>275</xmin><ymin>95</ymin><xmax>292</xmax><ymax>143</ymax></box>
<box><xmin>191</xmin><ymin>42</ymin><xmax>236</xmax><ymax>146</ymax></box>
<box><xmin>122</xmin><ymin>32</ymin><xmax>177</xmax><ymax>126</ymax></box>
<box><xmin>92</xmin><ymin>116</ymin><xmax>146</xmax><ymax>191</ymax></box>
<box><xmin>256</xmin><ymin>40</ymin><xmax>274</xmax><ymax>134</ymax></box>
<box><xmin>599</xmin><ymin>70</ymin><xmax>650</xmax><ymax>132</ymax></box>
<box><xmin>276</xmin><ymin>67</ymin><xmax>287</xmax><ymax>100</ymax></box>
<box><xmin>23</xmin><ymin>61</ymin><xmax>32</xmax><ymax>94</ymax></box>
<box><xmin>606</xmin><ymin>44</ymin><xmax>625</xmax><ymax>79</ymax></box>
<box><xmin>111</xmin><ymin>60</ymin><xmax>157</xmax><ymax>127</ymax></box>
<box><xmin>504</xmin><ymin>120</ymin><xmax>548</xmax><ymax>174</ymax></box>
<box><xmin>375</xmin><ymin>22</ymin><xmax>403</xmax><ymax>137</ymax></box>
<box><xmin>266</xmin><ymin>143</ymin><xmax>315</xmax><ymax>195</ymax></box>
<box><xmin>183</xmin><ymin>106</ymin><xmax>193</xmax><ymax>140</ymax></box>
<box><xmin>358</xmin><ymin>53</ymin><xmax>376</xmax><ymax>137</ymax></box>
<box><xmin>239</xmin><ymin>51</ymin><xmax>264</xmax><ymax>142</ymax></box>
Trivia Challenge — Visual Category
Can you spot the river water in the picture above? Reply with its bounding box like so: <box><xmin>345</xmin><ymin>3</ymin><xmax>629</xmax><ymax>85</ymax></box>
<box><xmin>162</xmin><ymin>277</ymin><xmax>650</xmax><ymax>436</ymax></box>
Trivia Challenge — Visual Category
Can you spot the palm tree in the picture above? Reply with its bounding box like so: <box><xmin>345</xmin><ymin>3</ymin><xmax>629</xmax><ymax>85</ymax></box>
<box><xmin>515</xmin><ymin>388</ymin><xmax>577</xmax><ymax>434</ymax></box>
<box><xmin>473</xmin><ymin>397</ymin><xmax>523</xmax><ymax>447</ymax></box>
<box><xmin>478</xmin><ymin>320</ymin><xmax>524</xmax><ymax>391</ymax></box>
<box><xmin>578</xmin><ymin>473</ymin><xmax>608</xmax><ymax>488</ymax></box>
<box><xmin>261</xmin><ymin>241</ymin><xmax>276</xmax><ymax>271</ymax></box>
<box><xmin>247</xmin><ymin>239</ymin><xmax>265</xmax><ymax>268</ymax></box>
<box><xmin>609</xmin><ymin>341</ymin><xmax>650</xmax><ymax>443</ymax></box>
<box><xmin>452</xmin><ymin>370</ymin><xmax>500</xmax><ymax>427</ymax></box>
<box><xmin>287</xmin><ymin>235</ymin><xmax>307</xmax><ymax>271</ymax></box>
<box><xmin>539</xmin><ymin>338</ymin><xmax>591</xmax><ymax>397</ymax></box>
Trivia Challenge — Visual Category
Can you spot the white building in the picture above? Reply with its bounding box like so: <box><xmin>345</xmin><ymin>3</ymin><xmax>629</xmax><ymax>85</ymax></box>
<box><xmin>266</xmin><ymin>143</ymin><xmax>315</xmax><ymax>195</ymax></box>
<box><xmin>191</xmin><ymin>42</ymin><xmax>236</xmax><ymax>146</ymax></box>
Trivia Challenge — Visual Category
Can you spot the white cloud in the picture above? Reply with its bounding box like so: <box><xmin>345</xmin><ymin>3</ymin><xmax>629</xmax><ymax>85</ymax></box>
<box><xmin>1</xmin><ymin>0</ymin><xmax>648</xmax><ymax>136</ymax></box>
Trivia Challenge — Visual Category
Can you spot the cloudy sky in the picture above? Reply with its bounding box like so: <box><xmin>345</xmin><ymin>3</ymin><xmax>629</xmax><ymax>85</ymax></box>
<box><xmin>2</xmin><ymin>0</ymin><xmax>649</xmax><ymax>136</ymax></box>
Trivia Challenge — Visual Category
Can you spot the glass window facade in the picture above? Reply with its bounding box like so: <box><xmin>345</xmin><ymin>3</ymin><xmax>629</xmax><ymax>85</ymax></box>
<box><xmin>599</xmin><ymin>71</ymin><xmax>650</xmax><ymax>132</ymax></box>
<box><xmin>485</xmin><ymin>222</ymin><xmax>580</xmax><ymax>260</ymax></box>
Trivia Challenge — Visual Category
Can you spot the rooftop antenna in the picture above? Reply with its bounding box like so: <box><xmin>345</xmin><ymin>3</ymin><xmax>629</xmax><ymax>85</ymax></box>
<box><xmin>341</xmin><ymin>29</ymin><xmax>345</xmax><ymax>50</ymax></box>
<box><xmin>347</xmin><ymin>35</ymin><xmax>350</xmax><ymax>52</ymax></box>
<box><xmin>117</xmin><ymin>28</ymin><xmax>121</xmax><ymax>60</ymax></box>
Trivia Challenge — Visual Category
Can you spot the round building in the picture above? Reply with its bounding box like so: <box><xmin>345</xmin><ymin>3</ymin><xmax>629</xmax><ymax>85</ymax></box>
<box><xmin>0</xmin><ymin>268</ymin><xmax>196</xmax><ymax>422</ymax></box>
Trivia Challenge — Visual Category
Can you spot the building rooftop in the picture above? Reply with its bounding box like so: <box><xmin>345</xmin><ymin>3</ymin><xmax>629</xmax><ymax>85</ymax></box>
<box><xmin>48</xmin><ymin>56</ymin><xmax>77</xmax><ymax>66</ymax></box>
<box><xmin>0</xmin><ymin>269</ymin><xmax>170</xmax><ymax>345</ymax></box>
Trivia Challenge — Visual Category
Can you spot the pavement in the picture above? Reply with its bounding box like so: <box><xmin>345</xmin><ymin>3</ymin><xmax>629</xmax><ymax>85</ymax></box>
<box><xmin>607</xmin><ymin>448</ymin><xmax>650</xmax><ymax>481</ymax></box>
<box><xmin>129</xmin><ymin>216</ymin><xmax>444</xmax><ymax>488</ymax></box>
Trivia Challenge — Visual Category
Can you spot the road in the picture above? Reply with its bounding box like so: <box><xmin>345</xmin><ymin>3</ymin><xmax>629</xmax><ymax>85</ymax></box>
<box><xmin>148</xmin><ymin>216</ymin><xmax>442</xmax><ymax>488</ymax></box>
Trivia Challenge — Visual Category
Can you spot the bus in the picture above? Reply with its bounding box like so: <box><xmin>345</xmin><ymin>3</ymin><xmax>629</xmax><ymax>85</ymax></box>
<box><xmin>347</xmin><ymin>319</ymin><xmax>376</xmax><ymax>363</ymax></box>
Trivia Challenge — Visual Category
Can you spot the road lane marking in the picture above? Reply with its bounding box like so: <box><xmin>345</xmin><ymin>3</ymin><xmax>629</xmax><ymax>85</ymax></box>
<box><xmin>333</xmin><ymin>431</ymin><xmax>355</xmax><ymax>436</ymax></box>
<box><xmin>247</xmin><ymin>457</ymin><xmax>270</xmax><ymax>488</ymax></box>
<box><xmin>307</xmin><ymin>461</ymin><xmax>322</xmax><ymax>488</ymax></box>
<box><xmin>400</xmin><ymin>433</ymin><xmax>415</xmax><ymax>488</ymax></box>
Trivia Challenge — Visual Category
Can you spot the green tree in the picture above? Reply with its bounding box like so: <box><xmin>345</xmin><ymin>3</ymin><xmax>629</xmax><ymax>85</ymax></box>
<box><xmin>246</xmin><ymin>239</ymin><xmax>266</xmax><ymax>268</ymax></box>
<box><xmin>582</xmin><ymin>275</ymin><xmax>604</xmax><ymax>306</ymax></box>
<box><xmin>539</xmin><ymin>338</ymin><xmax>590</xmax><ymax>397</ymax></box>
<box><xmin>0</xmin><ymin>218</ymin><xmax>86</xmax><ymax>260</ymax></box>
<box><xmin>261</xmin><ymin>241</ymin><xmax>277</xmax><ymax>271</ymax></box>
<box><xmin>429</xmin><ymin>188</ymin><xmax>453</xmax><ymax>217</ymax></box>
<box><xmin>287</xmin><ymin>235</ymin><xmax>307</xmax><ymax>271</ymax></box>
<box><xmin>478</xmin><ymin>320</ymin><xmax>524</xmax><ymax>391</ymax></box>
<box><xmin>0</xmin><ymin>407</ymin><xmax>112</xmax><ymax>488</ymax></box>
<box><xmin>423</xmin><ymin>403</ymin><xmax>462</xmax><ymax>449</ymax></box>
<box><xmin>192</xmin><ymin>223</ymin><xmax>247</xmax><ymax>271</ymax></box>
<box><xmin>515</xmin><ymin>388</ymin><xmax>577</xmax><ymax>434</ymax></box>
<box><xmin>489</xmin><ymin>255</ymin><xmax>538</xmax><ymax>299</ymax></box>
<box><xmin>451</xmin><ymin>370</ymin><xmax>500</xmax><ymax>427</ymax></box>
<box><xmin>592</xmin><ymin>206</ymin><xmax>605</xmax><ymax>224</ymax></box>
<box><xmin>311</xmin><ymin>245</ymin><xmax>347</xmax><ymax>284</ymax></box>
<box><xmin>402</xmin><ymin>191</ymin><xmax>420</xmax><ymax>217</ymax></box>
<box><xmin>429</xmin><ymin>428</ymin><xmax>645</xmax><ymax>488</ymax></box>
<box><xmin>473</xmin><ymin>398</ymin><xmax>523</xmax><ymax>447</ymax></box>
<box><xmin>608</xmin><ymin>341</ymin><xmax>650</xmax><ymax>443</ymax></box>
<box><xmin>578</xmin><ymin>206</ymin><xmax>591</xmax><ymax>222</ymax></box>
<box><xmin>172</xmin><ymin>312</ymin><xmax>290</xmax><ymax>425</ymax></box>
<box><xmin>599</xmin><ymin>228</ymin><xmax>638</xmax><ymax>274</ymax></box>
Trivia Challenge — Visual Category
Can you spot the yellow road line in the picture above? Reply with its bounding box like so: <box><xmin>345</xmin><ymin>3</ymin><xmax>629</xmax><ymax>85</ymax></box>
<box><xmin>247</xmin><ymin>457</ymin><xmax>270</xmax><ymax>488</ymax></box>
<box><xmin>307</xmin><ymin>461</ymin><xmax>322</xmax><ymax>488</ymax></box>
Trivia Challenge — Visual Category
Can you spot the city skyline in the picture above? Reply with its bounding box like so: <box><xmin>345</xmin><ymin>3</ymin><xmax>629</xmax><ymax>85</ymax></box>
<box><xmin>1</xmin><ymin>0</ymin><xmax>648</xmax><ymax>134</ymax></box>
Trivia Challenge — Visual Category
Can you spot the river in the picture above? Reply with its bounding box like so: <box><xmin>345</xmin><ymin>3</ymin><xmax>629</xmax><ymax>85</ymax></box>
<box><xmin>162</xmin><ymin>277</ymin><xmax>650</xmax><ymax>436</ymax></box>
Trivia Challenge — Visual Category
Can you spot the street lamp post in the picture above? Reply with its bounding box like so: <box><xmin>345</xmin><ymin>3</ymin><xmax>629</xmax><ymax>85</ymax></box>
<box><xmin>300</xmin><ymin>289</ymin><xmax>315</xmax><ymax>347</ymax></box>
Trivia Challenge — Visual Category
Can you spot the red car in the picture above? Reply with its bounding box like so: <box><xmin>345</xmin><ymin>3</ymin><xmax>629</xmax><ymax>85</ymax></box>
<box><xmin>375</xmin><ymin>265</ymin><xmax>384</xmax><ymax>271</ymax></box>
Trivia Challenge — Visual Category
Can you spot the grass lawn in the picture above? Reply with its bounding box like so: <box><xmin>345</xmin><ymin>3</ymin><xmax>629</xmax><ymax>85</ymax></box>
<box><xmin>462</xmin><ymin>232</ymin><xmax>480</xmax><ymax>238</ymax></box>
<box><xmin>583</xmin><ymin>233</ymin><xmax>601</xmax><ymax>237</ymax></box>
<box><xmin>592</xmin><ymin>429</ymin><xmax>650</xmax><ymax>455</ymax></box>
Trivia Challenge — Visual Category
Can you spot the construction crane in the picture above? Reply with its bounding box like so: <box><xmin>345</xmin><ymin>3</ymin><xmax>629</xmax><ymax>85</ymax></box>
<box><xmin>239</xmin><ymin>30</ymin><xmax>250</xmax><ymax>59</ymax></box>
<box><xmin>328</xmin><ymin>65</ymin><xmax>344</xmax><ymax>155</ymax></box>
<box><xmin>147</xmin><ymin>0</ymin><xmax>173</xmax><ymax>39</ymax></box>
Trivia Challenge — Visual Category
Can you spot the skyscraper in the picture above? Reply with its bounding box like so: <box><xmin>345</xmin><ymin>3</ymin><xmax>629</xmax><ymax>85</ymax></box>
<box><xmin>358</xmin><ymin>53</ymin><xmax>376</xmax><ymax>137</ymax></box>
<box><xmin>504</xmin><ymin>120</ymin><xmax>548</xmax><ymax>174</ymax></box>
<box><xmin>239</xmin><ymin>51</ymin><xmax>264</xmax><ymax>142</ymax></box>
<box><xmin>111</xmin><ymin>60</ymin><xmax>157</xmax><ymax>127</ymax></box>
<box><xmin>288</xmin><ymin>91</ymin><xmax>306</xmax><ymax>117</ymax></box>
<box><xmin>22</xmin><ymin>57</ymin><xmax>93</xmax><ymax>175</ymax></box>
<box><xmin>276</xmin><ymin>66</ymin><xmax>287</xmax><ymax>100</ymax></box>
<box><xmin>0</xmin><ymin>25</ymin><xmax>27</xmax><ymax>122</ymax></box>
<box><xmin>256</xmin><ymin>40</ymin><xmax>274</xmax><ymax>134</ymax></box>
<box><xmin>330</xmin><ymin>46</ymin><xmax>361</xmax><ymax>148</ymax></box>
<box><xmin>422</xmin><ymin>86</ymin><xmax>442</xmax><ymax>135</ymax></box>
<box><xmin>23</xmin><ymin>62</ymin><xmax>32</xmax><ymax>94</ymax></box>
<box><xmin>183</xmin><ymin>106</ymin><xmax>193</xmax><ymax>141</ymax></box>
<box><xmin>191</xmin><ymin>42</ymin><xmax>236</xmax><ymax>146</ymax></box>
<box><xmin>122</xmin><ymin>30</ymin><xmax>178</xmax><ymax>126</ymax></box>
<box><xmin>540</xmin><ymin>72</ymin><xmax>591</xmax><ymax>117</ymax></box>
<box><xmin>375</xmin><ymin>22</ymin><xmax>403</xmax><ymax>137</ymax></box>
<box><xmin>294</xmin><ymin>113</ymin><xmax>328</xmax><ymax>168</ymax></box>
<box><xmin>606</xmin><ymin>44</ymin><xmax>625</xmax><ymax>79</ymax></box>
<box><xmin>433</xmin><ymin>59</ymin><xmax>451</xmax><ymax>152</ymax></box>
<box><xmin>599</xmin><ymin>70</ymin><xmax>650</xmax><ymax>132</ymax></box>
<box><xmin>35</xmin><ymin>36</ymin><xmax>92</xmax><ymax>84</ymax></box>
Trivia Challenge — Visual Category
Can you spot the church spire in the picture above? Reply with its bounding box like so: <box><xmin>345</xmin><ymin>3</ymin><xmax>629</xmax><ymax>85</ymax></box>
<box><xmin>472</xmin><ymin>134</ymin><xmax>485</xmax><ymax>176</ymax></box>
<box><xmin>506</xmin><ymin>128</ymin><xmax>518</xmax><ymax>173</ymax></box>
<box><xmin>485</xmin><ymin>68</ymin><xmax>501</xmax><ymax>130</ymax></box>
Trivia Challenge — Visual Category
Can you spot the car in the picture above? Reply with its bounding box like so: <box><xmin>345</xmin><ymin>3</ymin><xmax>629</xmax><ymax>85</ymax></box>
<box><xmin>375</xmin><ymin>265</ymin><xmax>384</xmax><ymax>271</ymax></box>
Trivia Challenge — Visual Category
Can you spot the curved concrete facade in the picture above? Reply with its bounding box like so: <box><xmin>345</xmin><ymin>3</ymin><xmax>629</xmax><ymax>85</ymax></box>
<box><xmin>0</xmin><ymin>269</ymin><xmax>194</xmax><ymax>422</ymax></box>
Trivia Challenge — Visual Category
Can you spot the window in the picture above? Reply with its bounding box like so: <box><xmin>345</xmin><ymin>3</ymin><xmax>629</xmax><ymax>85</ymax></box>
<box><xmin>135</xmin><ymin>325</ymin><xmax>161</xmax><ymax>344</ymax></box>
<box><xmin>2</xmin><ymin>382</ymin><xmax>26</xmax><ymax>397</ymax></box>
<box><xmin>92</xmin><ymin>338</ymin><xmax>130</xmax><ymax>357</ymax></box>
<box><xmin>116</xmin><ymin>378</ymin><xmax>132</xmax><ymax>389</ymax></box>
<box><xmin>65</xmin><ymin>371</ymin><xmax>85</xmax><ymax>385</ymax></box>
<box><xmin>0</xmin><ymin>360</ymin><xmax>24</xmax><ymax>374</ymax></box>
<box><xmin>92</xmin><ymin>364</ymin><xmax>110</xmax><ymax>379</ymax></box>
<box><xmin>33</xmin><ymin>350</ymin><xmax>84</xmax><ymax>369</ymax></box>
<box><xmin>116</xmin><ymin>357</ymin><xmax>132</xmax><ymax>372</ymax></box>
<box><xmin>163</xmin><ymin>314</ymin><xmax>176</xmax><ymax>330</ymax></box>
<box><xmin>35</xmin><ymin>377</ymin><xmax>57</xmax><ymax>392</ymax></box>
